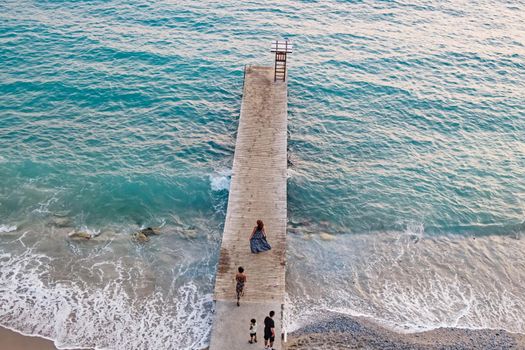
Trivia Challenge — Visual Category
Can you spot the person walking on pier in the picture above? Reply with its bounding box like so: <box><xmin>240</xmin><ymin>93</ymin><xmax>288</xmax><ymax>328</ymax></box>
<box><xmin>249</xmin><ymin>219</ymin><xmax>272</xmax><ymax>253</ymax></box>
<box><xmin>264</xmin><ymin>310</ymin><xmax>276</xmax><ymax>350</ymax></box>
<box><xmin>235</xmin><ymin>266</ymin><xmax>247</xmax><ymax>307</ymax></box>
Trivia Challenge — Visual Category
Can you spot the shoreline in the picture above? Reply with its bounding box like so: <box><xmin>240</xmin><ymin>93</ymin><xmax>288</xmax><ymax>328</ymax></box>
<box><xmin>3</xmin><ymin>313</ymin><xmax>525</xmax><ymax>350</ymax></box>
<box><xmin>0</xmin><ymin>326</ymin><xmax>92</xmax><ymax>350</ymax></box>
<box><xmin>285</xmin><ymin>313</ymin><xmax>525</xmax><ymax>349</ymax></box>
<box><xmin>0</xmin><ymin>326</ymin><xmax>58</xmax><ymax>350</ymax></box>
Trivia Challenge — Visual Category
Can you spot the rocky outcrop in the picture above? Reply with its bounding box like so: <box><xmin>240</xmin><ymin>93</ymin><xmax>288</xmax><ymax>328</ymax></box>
<box><xmin>133</xmin><ymin>227</ymin><xmax>161</xmax><ymax>243</ymax></box>
<box><xmin>68</xmin><ymin>231</ymin><xmax>97</xmax><ymax>240</ymax></box>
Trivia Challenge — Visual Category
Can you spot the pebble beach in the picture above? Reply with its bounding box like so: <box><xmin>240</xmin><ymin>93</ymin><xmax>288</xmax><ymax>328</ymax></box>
<box><xmin>285</xmin><ymin>313</ymin><xmax>525</xmax><ymax>350</ymax></box>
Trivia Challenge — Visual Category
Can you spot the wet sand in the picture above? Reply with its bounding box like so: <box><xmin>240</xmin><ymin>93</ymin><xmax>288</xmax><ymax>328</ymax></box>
<box><xmin>0</xmin><ymin>326</ymin><xmax>93</xmax><ymax>350</ymax></box>
<box><xmin>0</xmin><ymin>326</ymin><xmax>58</xmax><ymax>350</ymax></box>
<box><xmin>285</xmin><ymin>313</ymin><xmax>525</xmax><ymax>350</ymax></box>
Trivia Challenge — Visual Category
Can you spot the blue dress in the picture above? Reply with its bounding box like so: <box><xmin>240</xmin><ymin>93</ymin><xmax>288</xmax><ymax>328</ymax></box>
<box><xmin>250</xmin><ymin>229</ymin><xmax>272</xmax><ymax>253</ymax></box>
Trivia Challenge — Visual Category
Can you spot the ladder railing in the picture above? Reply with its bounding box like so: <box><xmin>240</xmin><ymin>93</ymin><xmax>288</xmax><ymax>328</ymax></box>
<box><xmin>271</xmin><ymin>40</ymin><xmax>293</xmax><ymax>82</ymax></box>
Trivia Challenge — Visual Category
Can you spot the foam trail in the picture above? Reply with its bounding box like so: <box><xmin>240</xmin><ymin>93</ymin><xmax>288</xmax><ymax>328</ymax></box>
<box><xmin>0</xmin><ymin>225</ymin><xmax>17</xmax><ymax>233</ymax></box>
<box><xmin>0</xmin><ymin>246</ymin><xmax>214</xmax><ymax>349</ymax></box>
<box><xmin>209</xmin><ymin>170</ymin><xmax>232</xmax><ymax>192</ymax></box>
<box><xmin>286</xmin><ymin>228</ymin><xmax>525</xmax><ymax>335</ymax></box>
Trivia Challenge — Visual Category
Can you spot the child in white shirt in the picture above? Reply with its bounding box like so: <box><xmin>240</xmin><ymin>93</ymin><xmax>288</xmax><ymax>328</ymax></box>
<box><xmin>249</xmin><ymin>318</ymin><xmax>257</xmax><ymax>344</ymax></box>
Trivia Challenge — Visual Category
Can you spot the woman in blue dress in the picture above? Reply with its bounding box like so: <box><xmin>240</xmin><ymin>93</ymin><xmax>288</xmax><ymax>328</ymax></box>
<box><xmin>249</xmin><ymin>219</ymin><xmax>271</xmax><ymax>253</ymax></box>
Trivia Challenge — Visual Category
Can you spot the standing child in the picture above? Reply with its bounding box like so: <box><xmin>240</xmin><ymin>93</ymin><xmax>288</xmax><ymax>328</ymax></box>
<box><xmin>249</xmin><ymin>318</ymin><xmax>257</xmax><ymax>344</ymax></box>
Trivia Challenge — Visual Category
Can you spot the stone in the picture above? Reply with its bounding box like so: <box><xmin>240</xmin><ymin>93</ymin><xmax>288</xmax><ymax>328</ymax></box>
<box><xmin>134</xmin><ymin>232</ymin><xmax>150</xmax><ymax>242</ymax></box>
<box><xmin>140</xmin><ymin>227</ymin><xmax>160</xmax><ymax>236</ymax></box>
<box><xmin>50</xmin><ymin>217</ymin><xmax>71</xmax><ymax>227</ymax></box>
<box><xmin>68</xmin><ymin>231</ymin><xmax>92</xmax><ymax>240</ymax></box>
<box><xmin>320</xmin><ymin>232</ymin><xmax>335</xmax><ymax>241</ymax></box>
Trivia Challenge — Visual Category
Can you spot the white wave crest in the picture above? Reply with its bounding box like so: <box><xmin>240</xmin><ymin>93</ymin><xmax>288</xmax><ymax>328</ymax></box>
<box><xmin>403</xmin><ymin>221</ymin><xmax>425</xmax><ymax>238</ymax></box>
<box><xmin>0</xmin><ymin>225</ymin><xmax>17</xmax><ymax>233</ymax></box>
<box><xmin>0</xmin><ymin>250</ymin><xmax>213</xmax><ymax>349</ymax></box>
<box><xmin>209</xmin><ymin>170</ymin><xmax>231</xmax><ymax>192</ymax></box>
<box><xmin>286</xmin><ymin>231</ymin><xmax>525</xmax><ymax>335</ymax></box>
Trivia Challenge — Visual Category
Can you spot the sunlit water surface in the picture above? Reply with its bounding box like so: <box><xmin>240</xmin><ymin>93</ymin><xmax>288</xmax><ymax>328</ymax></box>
<box><xmin>0</xmin><ymin>0</ymin><xmax>524</xmax><ymax>348</ymax></box>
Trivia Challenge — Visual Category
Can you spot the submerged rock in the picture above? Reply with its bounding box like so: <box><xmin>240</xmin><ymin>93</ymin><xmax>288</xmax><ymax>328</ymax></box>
<box><xmin>319</xmin><ymin>232</ymin><xmax>335</xmax><ymax>241</ymax></box>
<box><xmin>51</xmin><ymin>217</ymin><xmax>71</xmax><ymax>227</ymax></box>
<box><xmin>181</xmin><ymin>229</ymin><xmax>198</xmax><ymax>239</ymax></box>
<box><xmin>134</xmin><ymin>232</ymin><xmax>150</xmax><ymax>242</ymax></box>
<box><xmin>140</xmin><ymin>227</ymin><xmax>160</xmax><ymax>236</ymax></box>
<box><xmin>68</xmin><ymin>231</ymin><xmax>93</xmax><ymax>240</ymax></box>
<box><xmin>132</xmin><ymin>227</ymin><xmax>160</xmax><ymax>243</ymax></box>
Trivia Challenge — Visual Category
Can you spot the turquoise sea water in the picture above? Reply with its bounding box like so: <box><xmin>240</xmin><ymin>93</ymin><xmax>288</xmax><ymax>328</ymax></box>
<box><xmin>1</xmin><ymin>0</ymin><xmax>524</xmax><ymax>348</ymax></box>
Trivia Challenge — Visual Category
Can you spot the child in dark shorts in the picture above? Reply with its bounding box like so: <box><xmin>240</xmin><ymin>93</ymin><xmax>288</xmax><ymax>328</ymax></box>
<box><xmin>264</xmin><ymin>311</ymin><xmax>275</xmax><ymax>350</ymax></box>
<box><xmin>249</xmin><ymin>318</ymin><xmax>257</xmax><ymax>344</ymax></box>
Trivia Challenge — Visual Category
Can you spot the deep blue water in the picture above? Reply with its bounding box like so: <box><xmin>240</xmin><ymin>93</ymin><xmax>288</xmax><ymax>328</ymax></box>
<box><xmin>1</xmin><ymin>0</ymin><xmax>524</xmax><ymax>348</ymax></box>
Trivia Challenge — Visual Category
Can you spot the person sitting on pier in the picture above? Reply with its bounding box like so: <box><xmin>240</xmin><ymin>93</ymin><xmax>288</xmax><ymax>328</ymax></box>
<box><xmin>249</xmin><ymin>219</ymin><xmax>272</xmax><ymax>253</ymax></box>
<box><xmin>236</xmin><ymin>266</ymin><xmax>247</xmax><ymax>307</ymax></box>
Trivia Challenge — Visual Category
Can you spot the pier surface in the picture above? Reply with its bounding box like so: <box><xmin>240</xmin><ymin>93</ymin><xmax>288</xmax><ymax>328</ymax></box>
<box><xmin>209</xmin><ymin>66</ymin><xmax>288</xmax><ymax>350</ymax></box>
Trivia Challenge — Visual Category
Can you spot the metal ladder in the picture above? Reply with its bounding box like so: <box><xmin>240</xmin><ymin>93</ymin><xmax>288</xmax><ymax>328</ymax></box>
<box><xmin>271</xmin><ymin>40</ymin><xmax>292</xmax><ymax>82</ymax></box>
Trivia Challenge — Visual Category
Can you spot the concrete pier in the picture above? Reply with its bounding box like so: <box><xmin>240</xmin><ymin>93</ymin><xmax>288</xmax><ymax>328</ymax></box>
<box><xmin>209</xmin><ymin>66</ymin><xmax>288</xmax><ymax>350</ymax></box>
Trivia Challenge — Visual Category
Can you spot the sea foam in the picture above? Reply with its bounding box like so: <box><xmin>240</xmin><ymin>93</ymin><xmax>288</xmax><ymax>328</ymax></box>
<box><xmin>0</xmin><ymin>225</ymin><xmax>17</xmax><ymax>233</ymax></box>
<box><xmin>0</xmin><ymin>246</ymin><xmax>213</xmax><ymax>349</ymax></box>
<box><xmin>209</xmin><ymin>170</ymin><xmax>232</xmax><ymax>192</ymax></box>
<box><xmin>286</xmin><ymin>228</ymin><xmax>525</xmax><ymax>335</ymax></box>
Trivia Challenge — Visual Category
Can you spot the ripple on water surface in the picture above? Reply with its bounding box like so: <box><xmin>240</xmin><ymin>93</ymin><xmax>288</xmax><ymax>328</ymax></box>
<box><xmin>0</xmin><ymin>0</ymin><xmax>524</xmax><ymax>348</ymax></box>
